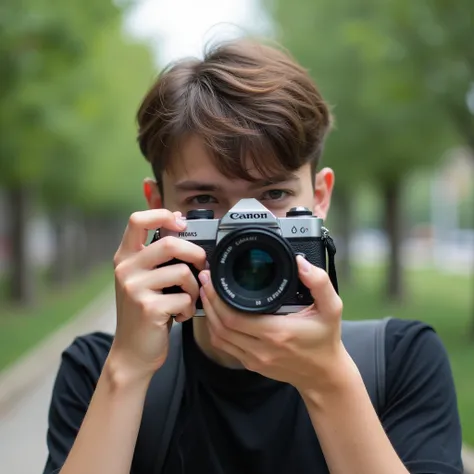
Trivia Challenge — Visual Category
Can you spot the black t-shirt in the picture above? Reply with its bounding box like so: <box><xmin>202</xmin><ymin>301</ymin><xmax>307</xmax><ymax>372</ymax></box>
<box><xmin>42</xmin><ymin>318</ymin><xmax>463</xmax><ymax>474</ymax></box>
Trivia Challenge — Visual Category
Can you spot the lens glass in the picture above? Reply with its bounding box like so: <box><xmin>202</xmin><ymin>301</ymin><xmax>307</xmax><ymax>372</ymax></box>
<box><xmin>232</xmin><ymin>248</ymin><xmax>276</xmax><ymax>291</ymax></box>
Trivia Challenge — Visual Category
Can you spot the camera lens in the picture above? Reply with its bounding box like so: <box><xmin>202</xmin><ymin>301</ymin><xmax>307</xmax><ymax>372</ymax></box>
<box><xmin>233</xmin><ymin>249</ymin><xmax>276</xmax><ymax>292</ymax></box>
<box><xmin>210</xmin><ymin>227</ymin><xmax>297</xmax><ymax>314</ymax></box>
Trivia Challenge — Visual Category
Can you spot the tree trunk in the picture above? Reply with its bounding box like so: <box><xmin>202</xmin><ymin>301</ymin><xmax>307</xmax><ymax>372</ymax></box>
<box><xmin>49</xmin><ymin>210</ymin><xmax>76</xmax><ymax>286</ymax></box>
<box><xmin>382</xmin><ymin>178</ymin><xmax>404</xmax><ymax>303</ymax></box>
<box><xmin>7</xmin><ymin>184</ymin><xmax>36</xmax><ymax>306</ymax></box>
<box><xmin>71</xmin><ymin>213</ymin><xmax>89</xmax><ymax>277</ymax></box>
<box><xmin>468</xmin><ymin>143</ymin><xmax>474</xmax><ymax>342</ymax></box>
<box><xmin>334</xmin><ymin>189</ymin><xmax>353</xmax><ymax>283</ymax></box>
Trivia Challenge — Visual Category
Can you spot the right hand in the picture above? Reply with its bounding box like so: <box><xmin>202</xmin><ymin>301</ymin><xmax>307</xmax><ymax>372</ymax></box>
<box><xmin>110</xmin><ymin>209</ymin><xmax>207</xmax><ymax>383</ymax></box>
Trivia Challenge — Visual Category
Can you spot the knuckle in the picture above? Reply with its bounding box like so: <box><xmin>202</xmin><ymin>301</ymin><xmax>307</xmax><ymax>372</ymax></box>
<box><xmin>175</xmin><ymin>293</ymin><xmax>194</xmax><ymax>315</ymax></box>
<box><xmin>114</xmin><ymin>261</ymin><xmax>128</xmax><ymax>282</ymax></box>
<box><xmin>121</xmin><ymin>277</ymin><xmax>136</xmax><ymax>296</ymax></box>
<box><xmin>269</xmin><ymin>330</ymin><xmax>290</xmax><ymax>347</ymax></box>
<box><xmin>128</xmin><ymin>211</ymin><xmax>142</xmax><ymax>227</ymax></box>
<box><xmin>175</xmin><ymin>263</ymin><xmax>192</xmax><ymax>280</ymax></box>
<box><xmin>182</xmin><ymin>293</ymin><xmax>194</xmax><ymax>307</ymax></box>
<box><xmin>332</xmin><ymin>296</ymin><xmax>344</xmax><ymax>315</ymax></box>
<box><xmin>159</xmin><ymin>236</ymin><xmax>177</xmax><ymax>253</ymax></box>
<box><xmin>113</xmin><ymin>251</ymin><xmax>122</xmax><ymax>268</ymax></box>
<box><xmin>256</xmin><ymin>353</ymin><xmax>273</xmax><ymax>367</ymax></box>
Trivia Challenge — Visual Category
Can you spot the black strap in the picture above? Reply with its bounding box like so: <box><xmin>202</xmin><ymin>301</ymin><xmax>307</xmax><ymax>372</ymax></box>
<box><xmin>341</xmin><ymin>317</ymin><xmax>390</xmax><ymax>411</ymax></box>
<box><xmin>323</xmin><ymin>230</ymin><xmax>339</xmax><ymax>295</ymax></box>
<box><xmin>131</xmin><ymin>324</ymin><xmax>185</xmax><ymax>474</ymax></box>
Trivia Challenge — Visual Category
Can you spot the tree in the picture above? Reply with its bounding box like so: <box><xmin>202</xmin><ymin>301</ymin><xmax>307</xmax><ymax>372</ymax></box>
<box><xmin>40</xmin><ymin>17</ymin><xmax>156</xmax><ymax>281</ymax></box>
<box><xmin>374</xmin><ymin>0</ymin><xmax>474</xmax><ymax>154</ymax></box>
<box><xmin>0</xmin><ymin>0</ymin><xmax>153</xmax><ymax>303</ymax></box>
<box><xmin>264</xmin><ymin>0</ymin><xmax>457</xmax><ymax>301</ymax></box>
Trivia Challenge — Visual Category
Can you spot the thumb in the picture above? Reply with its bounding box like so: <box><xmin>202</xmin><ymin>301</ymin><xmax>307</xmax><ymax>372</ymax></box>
<box><xmin>296</xmin><ymin>255</ymin><xmax>343</xmax><ymax>318</ymax></box>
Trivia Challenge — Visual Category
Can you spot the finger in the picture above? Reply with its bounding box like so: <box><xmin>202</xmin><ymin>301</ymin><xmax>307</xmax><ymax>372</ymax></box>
<box><xmin>200</xmin><ymin>287</ymin><xmax>247</xmax><ymax>359</ymax></box>
<box><xmin>155</xmin><ymin>292</ymin><xmax>195</xmax><ymax>319</ymax></box>
<box><xmin>296</xmin><ymin>255</ymin><xmax>343</xmax><ymax>318</ymax></box>
<box><xmin>136</xmin><ymin>291</ymin><xmax>195</xmax><ymax>328</ymax></box>
<box><xmin>135</xmin><ymin>236</ymin><xmax>207</xmax><ymax>270</ymax></box>
<box><xmin>126</xmin><ymin>263</ymin><xmax>201</xmax><ymax>303</ymax></box>
<box><xmin>198</xmin><ymin>271</ymin><xmax>282</xmax><ymax>338</ymax></box>
<box><xmin>118</xmin><ymin>209</ymin><xmax>186</xmax><ymax>258</ymax></box>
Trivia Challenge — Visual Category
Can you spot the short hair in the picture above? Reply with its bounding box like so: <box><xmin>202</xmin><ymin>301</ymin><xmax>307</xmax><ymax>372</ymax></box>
<box><xmin>137</xmin><ymin>38</ymin><xmax>333</xmax><ymax>188</ymax></box>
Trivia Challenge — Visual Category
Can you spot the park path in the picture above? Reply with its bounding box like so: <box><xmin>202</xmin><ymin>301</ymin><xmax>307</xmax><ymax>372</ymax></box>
<box><xmin>0</xmin><ymin>299</ymin><xmax>116</xmax><ymax>474</ymax></box>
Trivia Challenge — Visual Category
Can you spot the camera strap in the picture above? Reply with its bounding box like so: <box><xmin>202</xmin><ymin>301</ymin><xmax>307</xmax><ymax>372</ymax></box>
<box><xmin>322</xmin><ymin>229</ymin><xmax>339</xmax><ymax>295</ymax></box>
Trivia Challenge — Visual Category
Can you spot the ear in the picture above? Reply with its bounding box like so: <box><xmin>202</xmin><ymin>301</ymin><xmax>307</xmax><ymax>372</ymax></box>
<box><xmin>313</xmin><ymin>167</ymin><xmax>335</xmax><ymax>220</ymax></box>
<box><xmin>143</xmin><ymin>178</ymin><xmax>163</xmax><ymax>209</ymax></box>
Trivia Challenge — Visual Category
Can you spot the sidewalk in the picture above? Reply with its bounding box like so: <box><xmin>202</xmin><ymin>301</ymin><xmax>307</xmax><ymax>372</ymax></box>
<box><xmin>0</xmin><ymin>287</ymin><xmax>116</xmax><ymax>474</ymax></box>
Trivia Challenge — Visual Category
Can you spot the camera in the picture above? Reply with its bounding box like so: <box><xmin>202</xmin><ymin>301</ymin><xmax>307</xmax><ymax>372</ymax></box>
<box><xmin>151</xmin><ymin>198</ymin><xmax>332</xmax><ymax>315</ymax></box>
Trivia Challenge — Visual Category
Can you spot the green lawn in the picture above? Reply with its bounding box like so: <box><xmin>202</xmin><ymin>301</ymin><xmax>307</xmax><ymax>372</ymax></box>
<box><xmin>342</xmin><ymin>265</ymin><xmax>474</xmax><ymax>445</ymax></box>
<box><xmin>0</xmin><ymin>264</ymin><xmax>113</xmax><ymax>372</ymax></box>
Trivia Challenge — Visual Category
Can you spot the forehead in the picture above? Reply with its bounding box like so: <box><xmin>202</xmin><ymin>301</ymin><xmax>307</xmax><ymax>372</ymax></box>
<box><xmin>165</xmin><ymin>135</ymin><xmax>231</xmax><ymax>182</ymax></box>
<box><xmin>162</xmin><ymin>135</ymin><xmax>307</xmax><ymax>188</ymax></box>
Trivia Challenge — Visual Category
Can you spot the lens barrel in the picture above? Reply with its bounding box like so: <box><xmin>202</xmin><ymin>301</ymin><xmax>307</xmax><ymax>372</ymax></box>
<box><xmin>210</xmin><ymin>227</ymin><xmax>297</xmax><ymax>313</ymax></box>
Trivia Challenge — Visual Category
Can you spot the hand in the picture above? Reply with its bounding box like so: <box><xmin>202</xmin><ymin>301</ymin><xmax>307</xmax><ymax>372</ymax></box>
<box><xmin>110</xmin><ymin>209</ymin><xmax>207</xmax><ymax>383</ymax></box>
<box><xmin>198</xmin><ymin>255</ymin><xmax>349</xmax><ymax>393</ymax></box>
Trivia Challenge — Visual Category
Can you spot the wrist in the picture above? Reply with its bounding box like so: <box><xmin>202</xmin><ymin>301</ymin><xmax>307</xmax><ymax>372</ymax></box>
<box><xmin>104</xmin><ymin>347</ymin><xmax>155</xmax><ymax>393</ymax></box>
<box><xmin>297</xmin><ymin>346</ymin><xmax>363</xmax><ymax>409</ymax></box>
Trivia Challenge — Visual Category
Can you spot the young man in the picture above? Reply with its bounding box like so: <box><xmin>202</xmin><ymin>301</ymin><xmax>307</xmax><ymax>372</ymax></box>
<box><xmin>43</xmin><ymin>39</ymin><xmax>463</xmax><ymax>474</ymax></box>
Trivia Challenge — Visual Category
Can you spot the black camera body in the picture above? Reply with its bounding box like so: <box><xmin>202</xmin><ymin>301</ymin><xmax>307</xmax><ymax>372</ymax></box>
<box><xmin>151</xmin><ymin>198</ymin><xmax>329</xmax><ymax>315</ymax></box>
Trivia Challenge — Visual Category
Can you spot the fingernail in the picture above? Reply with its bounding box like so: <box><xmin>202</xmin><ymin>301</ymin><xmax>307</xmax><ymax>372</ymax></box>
<box><xmin>199</xmin><ymin>272</ymin><xmax>209</xmax><ymax>286</ymax></box>
<box><xmin>297</xmin><ymin>255</ymin><xmax>311</xmax><ymax>273</ymax></box>
<box><xmin>205</xmin><ymin>260</ymin><xmax>210</xmax><ymax>270</ymax></box>
<box><xmin>176</xmin><ymin>218</ymin><xmax>186</xmax><ymax>229</ymax></box>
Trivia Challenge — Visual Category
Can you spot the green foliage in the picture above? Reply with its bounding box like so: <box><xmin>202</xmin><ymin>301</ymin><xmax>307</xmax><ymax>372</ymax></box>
<box><xmin>0</xmin><ymin>0</ymin><xmax>155</xmax><ymax>213</ymax></box>
<box><xmin>375</xmin><ymin>0</ymin><xmax>474</xmax><ymax>148</ymax></box>
<box><xmin>265</xmin><ymin>0</ymin><xmax>466</xmax><ymax>190</ymax></box>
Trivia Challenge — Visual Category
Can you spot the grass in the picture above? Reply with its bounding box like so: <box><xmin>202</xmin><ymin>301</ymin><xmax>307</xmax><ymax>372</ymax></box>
<box><xmin>341</xmin><ymin>265</ymin><xmax>474</xmax><ymax>445</ymax></box>
<box><xmin>0</xmin><ymin>263</ymin><xmax>113</xmax><ymax>372</ymax></box>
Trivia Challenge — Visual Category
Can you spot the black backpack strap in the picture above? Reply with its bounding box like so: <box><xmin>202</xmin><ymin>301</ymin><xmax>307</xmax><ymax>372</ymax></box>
<box><xmin>341</xmin><ymin>317</ymin><xmax>391</xmax><ymax>413</ymax></box>
<box><xmin>131</xmin><ymin>324</ymin><xmax>185</xmax><ymax>474</ymax></box>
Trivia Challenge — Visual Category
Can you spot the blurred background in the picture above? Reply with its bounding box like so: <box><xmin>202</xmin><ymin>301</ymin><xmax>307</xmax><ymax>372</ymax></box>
<box><xmin>0</xmin><ymin>0</ymin><xmax>473</xmax><ymax>472</ymax></box>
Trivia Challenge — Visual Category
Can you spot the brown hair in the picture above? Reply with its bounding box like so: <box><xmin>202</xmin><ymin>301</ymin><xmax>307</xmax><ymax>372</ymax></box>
<box><xmin>137</xmin><ymin>38</ymin><xmax>333</xmax><ymax>189</ymax></box>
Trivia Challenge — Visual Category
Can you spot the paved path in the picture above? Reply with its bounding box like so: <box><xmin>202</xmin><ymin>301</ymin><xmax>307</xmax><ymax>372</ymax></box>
<box><xmin>0</xmin><ymin>301</ymin><xmax>116</xmax><ymax>474</ymax></box>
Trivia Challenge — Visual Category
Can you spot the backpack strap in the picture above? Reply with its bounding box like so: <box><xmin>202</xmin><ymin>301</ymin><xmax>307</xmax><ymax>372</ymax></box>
<box><xmin>131</xmin><ymin>324</ymin><xmax>185</xmax><ymax>474</ymax></box>
<box><xmin>341</xmin><ymin>317</ymin><xmax>391</xmax><ymax>413</ymax></box>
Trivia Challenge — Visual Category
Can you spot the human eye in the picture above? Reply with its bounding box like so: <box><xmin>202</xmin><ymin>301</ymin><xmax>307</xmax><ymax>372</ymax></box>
<box><xmin>185</xmin><ymin>194</ymin><xmax>218</xmax><ymax>206</ymax></box>
<box><xmin>260</xmin><ymin>189</ymin><xmax>294</xmax><ymax>201</ymax></box>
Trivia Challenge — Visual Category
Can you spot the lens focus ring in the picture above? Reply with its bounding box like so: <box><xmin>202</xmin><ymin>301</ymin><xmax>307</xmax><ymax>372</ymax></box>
<box><xmin>210</xmin><ymin>227</ymin><xmax>297</xmax><ymax>314</ymax></box>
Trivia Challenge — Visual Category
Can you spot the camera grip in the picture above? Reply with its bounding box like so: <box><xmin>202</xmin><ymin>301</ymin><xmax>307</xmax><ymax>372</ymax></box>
<box><xmin>290</xmin><ymin>237</ymin><xmax>327</xmax><ymax>271</ymax></box>
<box><xmin>160</xmin><ymin>240</ymin><xmax>215</xmax><ymax>310</ymax></box>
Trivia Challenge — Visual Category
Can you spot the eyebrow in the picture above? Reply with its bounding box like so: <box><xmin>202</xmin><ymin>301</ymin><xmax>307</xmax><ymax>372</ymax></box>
<box><xmin>174</xmin><ymin>174</ymin><xmax>299</xmax><ymax>193</ymax></box>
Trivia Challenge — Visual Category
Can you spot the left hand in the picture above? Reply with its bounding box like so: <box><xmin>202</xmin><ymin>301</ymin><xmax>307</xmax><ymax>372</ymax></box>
<box><xmin>198</xmin><ymin>255</ymin><xmax>350</xmax><ymax>393</ymax></box>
